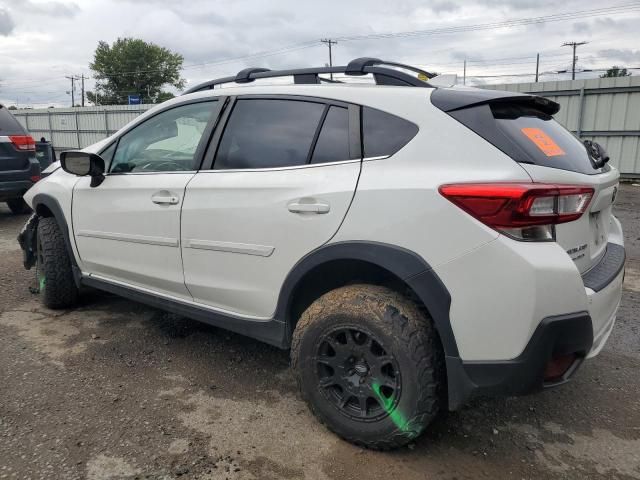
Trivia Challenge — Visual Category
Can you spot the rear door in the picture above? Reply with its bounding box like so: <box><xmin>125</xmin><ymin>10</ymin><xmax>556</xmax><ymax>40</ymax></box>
<box><xmin>181</xmin><ymin>96</ymin><xmax>361</xmax><ymax>318</ymax></box>
<box><xmin>72</xmin><ymin>99</ymin><xmax>221</xmax><ymax>299</ymax></box>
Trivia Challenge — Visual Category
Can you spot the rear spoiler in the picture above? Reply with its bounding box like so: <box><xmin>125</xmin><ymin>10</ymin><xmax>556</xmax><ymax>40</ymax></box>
<box><xmin>431</xmin><ymin>87</ymin><xmax>560</xmax><ymax>115</ymax></box>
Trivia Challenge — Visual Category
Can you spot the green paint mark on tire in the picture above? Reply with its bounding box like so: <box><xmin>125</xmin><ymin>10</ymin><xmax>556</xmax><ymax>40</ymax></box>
<box><xmin>371</xmin><ymin>381</ymin><xmax>413</xmax><ymax>436</ymax></box>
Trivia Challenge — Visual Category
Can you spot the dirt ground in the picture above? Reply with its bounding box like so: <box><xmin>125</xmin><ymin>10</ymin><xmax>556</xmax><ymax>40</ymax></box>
<box><xmin>1</xmin><ymin>184</ymin><xmax>639</xmax><ymax>480</ymax></box>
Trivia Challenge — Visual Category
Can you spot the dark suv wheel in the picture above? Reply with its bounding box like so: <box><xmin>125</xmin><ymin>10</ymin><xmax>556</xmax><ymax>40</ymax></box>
<box><xmin>291</xmin><ymin>284</ymin><xmax>443</xmax><ymax>450</ymax></box>
<box><xmin>37</xmin><ymin>217</ymin><xmax>79</xmax><ymax>309</ymax></box>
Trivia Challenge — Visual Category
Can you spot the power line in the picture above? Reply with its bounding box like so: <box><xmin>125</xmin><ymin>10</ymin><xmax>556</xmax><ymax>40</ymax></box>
<box><xmin>333</xmin><ymin>3</ymin><xmax>640</xmax><ymax>41</ymax></box>
<box><xmin>45</xmin><ymin>2</ymin><xmax>640</xmax><ymax>81</ymax></box>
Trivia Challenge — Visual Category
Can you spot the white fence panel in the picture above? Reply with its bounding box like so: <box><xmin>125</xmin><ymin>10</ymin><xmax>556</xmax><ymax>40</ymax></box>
<box><xmin>13</xmin><ymin>104</ymin><xmax>153</xmax><ymax>151</ymax></box>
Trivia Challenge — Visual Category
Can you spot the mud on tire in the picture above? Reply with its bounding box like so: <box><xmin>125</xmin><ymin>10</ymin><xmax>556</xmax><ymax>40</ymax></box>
<box><xmin>291</xmin><ymin>284</ymin><xmax>444</xmax><ymax>450</ymax></box>
<box><xmin>37</xmin><ymin>217</ymin><xmax>79</xmax><ymax>309</ymax></box>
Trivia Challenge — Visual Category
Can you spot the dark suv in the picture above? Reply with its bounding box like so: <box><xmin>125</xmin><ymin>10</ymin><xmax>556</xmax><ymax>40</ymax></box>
<box><xmin>0</xmin><ymin>105</ymin><xmax>40</xmax><ymax>214</ymax></box>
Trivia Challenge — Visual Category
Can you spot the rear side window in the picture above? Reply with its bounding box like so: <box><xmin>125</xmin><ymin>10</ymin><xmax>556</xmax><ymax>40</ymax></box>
<box><xmin>311</xmin><ymin>106</ymin><xmax>350</xmax><ymax>164</ymax></box>
<box><xmin>0</xmin><ymin>107</ymin><xmax>26</xmax><ymax>135</ymax></box>
<box><xmin>490</xmin><ymin>104</ymin><xmax>597</xmax><ymax>174</ymax></box>
<box><xmin>215</xmin><ymin>99</ymin><xmax>325</xmax><ymax>169</ymax></box>
<box><xmin>362</xmin><ymin>107</ymin><xmax>418</xmax><ymax>158</ymax></box>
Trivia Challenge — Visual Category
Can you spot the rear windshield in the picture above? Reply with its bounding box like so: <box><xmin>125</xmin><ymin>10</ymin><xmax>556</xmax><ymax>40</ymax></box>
<box><xmin>0</xmin><ymin>107</ymin><xmax>25</xmax><ymax>135</ymax></box>
<box><xmin>449</xmin><ymin>102</ymin><xmax>600</xmax><ymax>175</ymax></box>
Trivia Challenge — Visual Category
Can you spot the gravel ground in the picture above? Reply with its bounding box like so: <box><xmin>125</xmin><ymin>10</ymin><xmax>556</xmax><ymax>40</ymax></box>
<box><xmin>0</xmin><ymin>184</ymin><xmax>639</xmax><ymax>480</ymax></box>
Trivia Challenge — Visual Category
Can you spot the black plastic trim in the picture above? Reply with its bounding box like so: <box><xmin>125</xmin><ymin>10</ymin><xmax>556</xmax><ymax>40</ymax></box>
<box><xmin>446</xmin><ymin>312</ymin><xmax>593</xmax><ymax>410</ymax></box>
<box><xmin>431</xmin><ymin>87</ymin><xmax>560</xmax><ymax>115</ymax></box>
<box><xmin>582</xmin><ymin>243</ymin><xmax>625</xmax><ymax>292</ymax></box>
<box><xmin>80</xmin><ymin>276</ymin><xmax>287</xmax><ymax>348</ymax></box>
<box><xmin>274</xmin><ymin>241</ymin><xmax>456</xmax><ymax>356</ymax></box>
<box><xmin>31</xmin><ymin>193</ymin><xmax>82</xmax><ymax>286</ymax></box>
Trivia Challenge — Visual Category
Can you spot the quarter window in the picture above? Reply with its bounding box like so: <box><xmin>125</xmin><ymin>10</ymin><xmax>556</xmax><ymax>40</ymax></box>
<box><xmin>311</xmin><ymin>106</ymin><xmax>350</xmax><ymax>164</ymax></box>
<box><xmin>214</xmin><ymin>99</ymin><xmax>325</xmax><ymax>170</ymax></box>
<box><xmin>362</xmin><ymin>107</ymin><xmax>418</xmax><ymax>158</ymax></box>
<box><xmin>110</xmin><ymin>101</ymin><xmax>215</xmax><ymax>173</ymax></box>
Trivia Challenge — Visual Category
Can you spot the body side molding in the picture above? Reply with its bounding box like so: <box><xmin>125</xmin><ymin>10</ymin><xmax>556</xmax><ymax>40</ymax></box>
<box><xmin>81</xmin><ymin>275</ymin><xmax>287</xmax><ymax>348</ymax></box>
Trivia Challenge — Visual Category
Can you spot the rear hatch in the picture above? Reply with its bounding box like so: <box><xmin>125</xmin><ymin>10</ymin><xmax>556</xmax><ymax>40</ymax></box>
<box><xmin>432</xmin><ymin>87</ymin><xmax>619</xmax><ymax>274</ymax></box>
<box><xmin>0</xmin><ymin>105</ymin><xmax>32</xmax><ymax>172</ymax></box>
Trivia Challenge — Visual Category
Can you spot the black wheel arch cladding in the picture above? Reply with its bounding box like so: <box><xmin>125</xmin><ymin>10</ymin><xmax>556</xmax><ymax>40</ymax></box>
<box><xmin>31</xmin><ymin>193</ymin><xmax>82</xmax><ymax>287</ymax></box>
<box><xmin>276</xmin><ymin>241</ymin><xmax>457</xmax><ymax>357</ymax></box>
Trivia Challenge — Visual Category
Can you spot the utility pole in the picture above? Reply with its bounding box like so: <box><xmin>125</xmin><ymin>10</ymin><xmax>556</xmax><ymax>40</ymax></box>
<box><xmin>562</xmin><ymin>41</ymin><xmax>588</xmax><ymax>80</ymax></box>
<box><xmin>65</xmin><ymin>75</ymin><xmax>76</xmax><ymax>107</ymax></box>
<box><xmin>80</xmin><ymin>75</ymin><xmax>85</xmax><ymax>107</ymax></box>
<box><xmin>463</xmin><ymin>59</ymin><xmax>466</xmax><ymax>85</ymax></box>
<box><xmin>535</xmin><ymin>53</ymin><xmax>540</xmax><ymax>82</ymax></box>
<box><xmin>320</xmin><ymin>38</ymin><xmax>338</xmax><ymax>80</ymax></box>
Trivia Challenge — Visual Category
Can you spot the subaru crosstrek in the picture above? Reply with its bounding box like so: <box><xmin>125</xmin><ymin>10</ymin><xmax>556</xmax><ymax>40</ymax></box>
<box><xmin>18</xmin><ymin>58</ymin><xmax>625</xmax><ymax>449</ymax></box>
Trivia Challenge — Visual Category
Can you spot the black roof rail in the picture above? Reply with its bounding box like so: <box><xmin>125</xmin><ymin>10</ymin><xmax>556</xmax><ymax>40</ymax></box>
<box><xmin>345</xmin><ymin>57</ymin><xmax>384</xmax><ymax>75</ymax></box>
<box><xmin>183</xmin><ymin>57</ymin><xmax>436</xmax><ymax>95</ymax></box>
<box><xmin>235</xmin><ymin>67</ymin><xmax>271</xmax><ymax>83</ymax></box>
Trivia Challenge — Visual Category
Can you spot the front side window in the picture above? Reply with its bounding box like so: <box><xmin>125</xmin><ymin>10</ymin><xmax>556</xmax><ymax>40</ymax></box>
<box><xmin>214</xmin><ymin>99</ymin><xmax>325</xmax><ymax>170</ymax></box>
<box><xmin>110</xmin><ymin>101</ymin><xmax>215</xmax><ymax>173</ymax></box>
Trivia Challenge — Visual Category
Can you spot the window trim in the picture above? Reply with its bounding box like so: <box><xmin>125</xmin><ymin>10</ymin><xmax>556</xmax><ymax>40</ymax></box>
<box><xmin>200</xmin><ymin>94</ymin><xmax>362</xmax><ymax>171</ymax></box>
<box><xmin>99</xmin><ymin>97</ymin><xmax>225</xmax><ymax>176</ymax></box>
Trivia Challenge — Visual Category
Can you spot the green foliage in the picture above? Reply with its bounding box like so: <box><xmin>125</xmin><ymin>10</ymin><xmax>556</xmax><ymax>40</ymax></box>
<box><xmin>600</xmin><ymin>66</ymin><xmax>631</xmax><ymax>78</ymax></box>
<box><xmin>86</xmin><ymin>38</ymin><xmax>185</xmax><ymax>105</ymax></box>
<box><xmin>8</xmin><ymin>105</ymin><xmax>17</xmax><ymax>110</ymax></box>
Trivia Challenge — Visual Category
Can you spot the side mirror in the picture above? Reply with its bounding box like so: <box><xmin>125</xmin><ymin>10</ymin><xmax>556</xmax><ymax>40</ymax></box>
<box><xmin>60</xmin><ymin>151</ymin><xmax>105</xmax><ymax>187</ymax></box>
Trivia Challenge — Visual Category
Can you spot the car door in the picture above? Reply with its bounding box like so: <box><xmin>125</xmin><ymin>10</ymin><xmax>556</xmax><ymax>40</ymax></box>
<box><xmin>181</xmin><ymin>97</ymin><xmax>362</xmax><ymax>318</ymax></box>
<box><xmin>72</xmin><ymin>99</ymin><xmax>221</xmax><ymax>300</ymax></box>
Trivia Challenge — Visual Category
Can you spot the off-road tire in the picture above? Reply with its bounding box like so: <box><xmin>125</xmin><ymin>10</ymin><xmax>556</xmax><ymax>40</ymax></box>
<box><xmin>291</xmin><ymin>284</ymin><xmax>443</xmax><ymax>450</ymax></box>
<box><xmin>37</xmin><ymin>217</ymin><xmax>79</xmax><ymax>309</ymax></box>
<box><xmin>7</xmin><ymin>198</ymin><xmax>31</xmax><ymax>214</ymax></box>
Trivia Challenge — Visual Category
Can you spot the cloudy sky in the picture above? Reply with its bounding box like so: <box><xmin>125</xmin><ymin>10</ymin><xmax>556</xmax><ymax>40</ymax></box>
<box><xmin>0</xmin><ymin>0</ymin><xmax>639</xmax><ymax>107</ymax></box>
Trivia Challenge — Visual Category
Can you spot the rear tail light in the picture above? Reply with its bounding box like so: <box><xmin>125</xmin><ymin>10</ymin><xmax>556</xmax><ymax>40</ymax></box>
<box><xmin>439</xmin><ymin>183</ymin><xmax>594</xmax><ymax>241</ymax></box>
<box><xmin>9</xmin><ymin>135</ymin><xmax>36</xmax><ymax>152</ymax></box>
<box><xmin>30</xmin><ymin>175</ymin><xmax>41</xmax><ymax>183</ymax></box>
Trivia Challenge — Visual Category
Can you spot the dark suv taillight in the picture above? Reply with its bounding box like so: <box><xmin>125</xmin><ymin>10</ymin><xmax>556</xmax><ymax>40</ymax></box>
<box><xmin>439</xmin><ymin>183</ymin><xmax>594</xmax><ymax>241</ymax></box>
<box><xmin>9</xmin><ymin>135</ymin><xmax>36</xmax><ymax>152</ymax></box>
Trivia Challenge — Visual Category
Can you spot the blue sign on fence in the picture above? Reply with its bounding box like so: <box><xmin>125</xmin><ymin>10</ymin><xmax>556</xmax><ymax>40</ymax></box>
<box><xmin>128</xmin><ymin>95</ymin><xmax>141</xmax><ymax>105</ymax></box>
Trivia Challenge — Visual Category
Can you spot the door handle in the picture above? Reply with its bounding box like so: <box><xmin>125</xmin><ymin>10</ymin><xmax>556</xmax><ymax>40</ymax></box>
<box><xmin>287</xmin><ymin>201</ymin><xmax>330</xmax><ymax>214</ymax></box>
<box><xmin>151</xmin><ymin>192</ymin><xmax>180</xmax><ymax>205</ymax></box>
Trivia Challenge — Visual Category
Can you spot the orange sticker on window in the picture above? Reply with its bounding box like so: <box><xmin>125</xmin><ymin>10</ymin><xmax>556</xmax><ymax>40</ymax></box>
<box><xmin>521</xmin><ymin>128</ymin><xmax>565</xmax><ymax>157</ymax></box>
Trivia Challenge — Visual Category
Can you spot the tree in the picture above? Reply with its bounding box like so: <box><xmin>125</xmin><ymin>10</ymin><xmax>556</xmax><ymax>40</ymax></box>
<box><xmin>87</xmin><ymin>38</ymin><xmax>185</xmax><ymax>105</ymax></box>
<box><xmin>600</xmin><ymin>66</ymin><xmax>631</xmax><ymax>78</ymax></box>
<box><xmin>8</xmin><ymin>105</ymin><xmax>17</xmax><ymax>110</ymax></box>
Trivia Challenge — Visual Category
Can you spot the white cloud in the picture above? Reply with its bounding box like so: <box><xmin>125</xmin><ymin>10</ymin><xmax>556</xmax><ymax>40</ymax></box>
<box><xmin>0</xmin><ymin>0</ymin><xmax>638</xmax><ymax>107</ymax></box>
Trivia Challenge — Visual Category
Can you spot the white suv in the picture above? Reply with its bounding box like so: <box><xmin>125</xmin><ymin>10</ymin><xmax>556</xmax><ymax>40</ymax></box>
<box><xmin>19</xmin><ymin>58</ymin><xmax>625</xmax><ymax>450</ymax></box>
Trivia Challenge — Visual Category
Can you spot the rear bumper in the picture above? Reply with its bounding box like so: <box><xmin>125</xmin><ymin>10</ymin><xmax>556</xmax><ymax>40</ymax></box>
<box><xmin>0</xmin><ymin>180</ymin><xmax>35</xmax><ymax>201</ymax></box>
<box><xmin>446</xmin><ymin>312</ymin><xmax>593</xmax><ymax>409</ymax></box>
<box><xmin>0</xmin><ymin>159</ymin><xmax>40</xmax><ymax>201</ymax></box>
<box><xmin>444</xmin><ymin>239</ymin><xmax>625</xmax><ymax>410</ymax></box>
